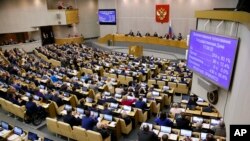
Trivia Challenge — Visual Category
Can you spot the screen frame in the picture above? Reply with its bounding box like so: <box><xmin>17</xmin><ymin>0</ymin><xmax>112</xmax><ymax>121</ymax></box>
<box><xmin>187</xmin><ymin>30</ymin><xmax>239</xmax><ymax>90</ymax></box>
<box><xmin>98</xmin><ymin>9</ymin><xmax>116</xmax><ymax>25</ymax></box>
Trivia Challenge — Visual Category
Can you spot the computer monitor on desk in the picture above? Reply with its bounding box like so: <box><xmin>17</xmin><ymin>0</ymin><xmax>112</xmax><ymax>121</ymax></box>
<box><xmin>152</xmin><ymin>91</ymin><xmax>159</xmax><ymax>97</ymax></box>
<box><xmin>104</xmin><ymin>114</ymin><xmax>113</xmax><ymax>121</ymax></box>
<box><xmin>110</xmin><ymin>103</ymin><xmax>119</xmax><ymax>109</ymax></box>
<box><xmin>28</xmin><ymin>132</ymin><xmax>38</xmax><ymax>140</ymax></box>
<box><xmin>76</xmin><ymin>108</ymin><xmax>84</xmax><ymax>115</ymax></box>
<box><xmin>192</xmin><ymin>116</ymin><xmax>204</xmax><ymax>123</ymax></box>
<box><xmin>1</xmin><ymin>121</ymin><xmax>9</xmax><ymax>130</ymax></box>
<box><xmin>210</xmin><ymin>119</ymin><xmax>220</xmax><ymax>126</ymax></box>
<box><xmin>115</xmin><ymin>94</ymin><xmax>122</xmax><ymax>99</ymax></box>
<box><xmin>160</xmin><ymin>126</ymin><xmax>171</xmax><ymax>133</ymax></box>
<box><xmin>33</xmin><ymin>95</ymin><xmax>40</xmax><ymax>101</ymax></box>
<box><xmin>86</xmin><ymin>97</ymin><xmax>93</xmax><ymax>103</ymax></box>
<box><xmin>123</xmin><ymin>105</ymin><xmax>132</xmax><ymax>112</ymax></box>
<box><xmin>180</xmin><ymin>129</ymin><xmax>192</xmax><ymax>137</ymax></box>
<box><xmin>200</xmin><ymin>132</ymin><xmax>207</xmax><ymax>140</ymax></box>
<box><xmin>64</xmin><ymin>105</ymin><xmax>72</xmax><ymax>111</ymax></box>
<box><xmin>13</xmin><ymin>126</ymin><xmax>23</xmax><ymax>136</ymax></box>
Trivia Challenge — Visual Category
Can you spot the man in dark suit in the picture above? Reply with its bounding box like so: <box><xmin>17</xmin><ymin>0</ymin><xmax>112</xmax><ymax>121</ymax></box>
<box><xmin>25</xmin><ymin>97</ymin><xmax>38</xmax><ymax>118</ymax></box>
<box><xmin>81</xmin><ymin>110</ymin><xmax>98</xmax><ymax>130</ymax></box>
<box><xmin>63</xmin><ymin>110</ymin><xmax>78</xmax><ymax>127</ymax></box>
<box><xmin>176</xmin><ymin>113</ymin><xmax>191</xmax><ymax>130</ymax></box>
<box><xmin>138</xmin><ymin>124</ymin><xmax>158</xmax><ymax>141</ymax></box>
<box><xmin>51</xmin><ymin>93</ymin><xmax>63</xmax><ymax>106</ymax></box>
<box><xmin>135</xmin><ymin>96</ymin><xmax>147</xmax><ymax>111</ymax></box>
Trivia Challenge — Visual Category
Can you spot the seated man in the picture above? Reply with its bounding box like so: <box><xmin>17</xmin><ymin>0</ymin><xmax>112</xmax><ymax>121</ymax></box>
<box><xmin>63</xmin><ymin>110</ymin><xmax>79</xmax><ymax>127</ymax></box>
<box><xmin>145</xmin><ymin>32</ymin><xmax>150</xmax><ymax>36</ymax></box>
<box><xmin>25</xmin><ymin>97</ymin><xmax>38</xmax><ymax>119</ymax></box>
<box><xmin>128</xmin><ymin>30</ymin><xmax>134</xmax><ymax>36</ymax></box>
<box><xmin>135</xmin><ymin>96</ymin><xmax>147</xmax><ymax>111</ymax></box>
<box><xmin>162</xmin><ymin>134</ymin><xmax>169</xmax><ymax>141</ymax></box>
<box><xmin>178</xmin><ymin>33</ymin><xmax>183</xmax><ymax>41</ymax></box>
<box><xmin>153</xmin><ymin>32</ymin><xmax>158</xmax><ymax>37</ymax></box>
<box><xmin>81</xmin><ymin>110</ymin><xmax>98</xmax><ymax>130</ymax></box>
<box><xmin>138</xmin><ymin>124</ymin><xmax>158</xmax><ymax>141</ymax></box>
<box><xmin>136</xmin><ymin>31</ymin><xmax>142</xmax><ymax>37</ymax></box>
<box><xmin>93</xmin><ymin>122</ymin><xmax>110</xmax><ymax>140</ymax></box>
<box><xmin>176</xmin><ymin>113</ymin><xmax>191</xmax><ymax>130</ymax></box>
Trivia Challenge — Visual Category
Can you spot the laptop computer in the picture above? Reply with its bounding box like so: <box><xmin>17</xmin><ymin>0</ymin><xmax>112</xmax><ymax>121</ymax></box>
<box><xmin>180</xmin><ymin>129</ymin><xmax>192</xmax><ymax>137</ymax></box>
<box><xmin>28</xmin><ymin>132</ymin><xmax>38</xmax><ymax>141</ymax></box>
<box><xmin>90</xmin><ymin>111</ymin><xmax>99</xmax><ymax>118</ymax></box>
<box><xmin>63</xmin><ymin>92</ymin><xmax>70</xmax><ymax>97</ymax></box>
<box><xmin>33</xmin><ymin>95</ymin><xmax>40</xmax><ymax>101</ymax></box>
<box><xmin>86</xmin><ymin>97</ymin><xmax>93</xmax><ymax>103</ymax></box>
<box><xmin>110</xmin><ymin>103</ymin><xmax>119</xmax><ymax>109</ymax></box>
<box><xmin>200</xmin><ymin>132</ymin><xmax>207</xmax><ymax>140</ymax></box>
<box><xmin>104</xmin><ymin>91</ymin><xmax>111</xmax><ymax>96</ymax></box>
<box><xmin>192</xmin><ymin>116</ymin><xmax>204</xmax><ymax>123</ymax></box>
<box><xmin>26</xmin><ymin>92</ymin><xmax>31</xmax><ymax>97</ymax></box>
<box><xmin>123</xmin><ymin>105</ymin><xmax>132</xmax><ymax>112</ymax></box>
<box><xmin>13</xmin><ymin>126</ymin><xmax>23</xmax><ymax>136</ymax></box>
<box><xmin>64</xmin><ymin>105</ymin><xmax>72</xmax><ymax>111</ymax></box>
<box><xmin>142</xmin><ymin>98</ymin><xmax>147</xmax><ymax>103</ymax></box>
<box><xmin>210</xmin><ymin>119</ymin><xmax>220</xmax><ymax>127</ymax></box>
<box><xmin>152</xmin><ymin>91</ymin><xmax>160</xmax><ymax>96</ymax></box>
<box><xmin>115</xmin><ymin>94</ymin><xmax>122</xmax><ymax>99</ymax></box>
<box><xmin>1</xmin><ymin>121</ymin><xmax>9</xmax><ymax>130</ymax></box>
<box><xmin>104</xmin><ymin>114</ymin><xmax>113</xmax><ymax>121</ymax></box>
<box><xmin>160</xmin><ymin>126</ymin><xmax>171</xmax><ymax>133</ymax></box>
<box><xmin>76</xmin><ymin>108</ymin><xmax>84</xmax><ymax>115</ymax></box>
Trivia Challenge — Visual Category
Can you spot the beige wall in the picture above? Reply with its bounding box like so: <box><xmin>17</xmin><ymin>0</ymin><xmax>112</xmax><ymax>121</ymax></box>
<box><xmin>76</xmin><ymin>0</ymin><xmax>100</xmax><ymax>38</ymax></box>
<box><xmin>0</xmin><ymin>0</ymin><xmax>99</xmax><ymax>38</ymax></box>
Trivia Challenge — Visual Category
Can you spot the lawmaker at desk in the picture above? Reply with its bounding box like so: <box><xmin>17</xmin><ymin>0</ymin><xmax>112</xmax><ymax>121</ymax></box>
<box><xmin>153</xmin><ymin>32</ymin><xmax>158</xmax><ymax>37</ymax></box>
<box><xmin>136</xmin><ymin>31</ymin><xmax>142</xmax><ymax>37</ymax></box>
<box><xmin>178</xmin><ymin>33</ymin><xmax>183</xmax><ymax>41</ymax></box>
<box><xmin>145</xmin><ymin>32</ymin><xmax>150</xmax><ymax>36</ymax></box>
<box><xmin>128</xmin><ymin>30</ymin><xmax>134</xmax><ymax>36</ymax></box>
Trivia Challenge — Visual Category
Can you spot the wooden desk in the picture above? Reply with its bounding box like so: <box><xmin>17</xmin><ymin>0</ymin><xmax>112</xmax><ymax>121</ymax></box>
<box><xmin>98</xmin><ymin>34</ymin><xmax>187</xmax><ymax>49</ymax></box>
<box><xmin>185</xmin><ymin>109</ymin><xmax>202</xmax><ymax>116</ymax></box>
<box><xmin>55</xmin><ymin>36</ymin><xmax>84</xmax><ymax>45</ymax></box>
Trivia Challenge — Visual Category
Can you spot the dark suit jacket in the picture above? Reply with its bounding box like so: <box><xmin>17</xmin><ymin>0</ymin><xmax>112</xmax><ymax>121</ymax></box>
<box><xmin>25</xmin><ymin>101</ymin><xmax>38</xmax><ymax>116</ymax></box>
<box><xmin>138</xmin><ymin>130</ymin><xmax>158</xmax><ymax>141</ymax></box>
<box><xmin>63</xmin><ymin>114</ymin><xmax>78</xmax><ymax>127</ymax></box>
<box><xmin>93</xmin><ymin>127</ymin><xmax>110</xmax><ymax>139</ymax></box>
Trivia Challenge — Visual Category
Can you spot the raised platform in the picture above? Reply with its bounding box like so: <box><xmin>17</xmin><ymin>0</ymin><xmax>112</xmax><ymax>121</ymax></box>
<box><xmin>91</xmin><ymin>40</ymin><xmax>186</xmax><ymax>60</ymax></box>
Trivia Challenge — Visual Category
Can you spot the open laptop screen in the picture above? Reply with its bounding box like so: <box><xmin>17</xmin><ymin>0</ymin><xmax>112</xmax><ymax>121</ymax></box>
<box><xmin>160</xmin><ymin>126</ymin><xmax>171</xmax><ymax>133</ymax></box>
<box><xmin>104</xmin><ymin>114</ymin><xmax>113</xmax><ymax>121</ymax></box>
<box><xmin>180</xmin><ymin>129</ymin><xmax>192</xmax><ymax>137</ymax></box>
<box><xmin>14</xmin><ymin>126</ymin><xmax>23</xmax><ymax>136</ymax></box>
<box><xmin>1</xmin><ymin>121</ymin><xmax>9</xmax><ymax>130</ymax></box>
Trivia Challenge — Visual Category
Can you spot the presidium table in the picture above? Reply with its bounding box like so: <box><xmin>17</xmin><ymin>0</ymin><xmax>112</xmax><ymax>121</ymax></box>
<box><xmin>98</xmin><ymin>34</ymin><xmax>188</xmax><ymax>57</ymax></box>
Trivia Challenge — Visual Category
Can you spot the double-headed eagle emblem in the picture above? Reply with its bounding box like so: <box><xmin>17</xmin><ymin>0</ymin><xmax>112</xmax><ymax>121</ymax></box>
<box><xmin>156</xmin><ymin>8</ymin><xmax>167</xmax><ymax>20</ymax></box>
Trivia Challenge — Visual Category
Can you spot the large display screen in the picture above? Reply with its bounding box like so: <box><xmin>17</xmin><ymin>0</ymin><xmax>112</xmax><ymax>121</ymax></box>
<box><xmin>98</xmin><ymin>9</ymin><xmax>116</xmax><ymax>25</ymax></box>
<box><xmin>187</xmin><ymin>30</ymin><xmax>239</xmax><ymax>90</ymax></box>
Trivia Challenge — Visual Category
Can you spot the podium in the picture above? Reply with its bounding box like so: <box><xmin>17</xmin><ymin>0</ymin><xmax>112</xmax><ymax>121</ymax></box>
<box><xmin>129</xmin><ymin>45</ymin><xmax>143</xmax><ymax>57</ymax></box>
